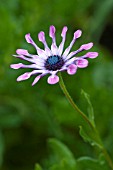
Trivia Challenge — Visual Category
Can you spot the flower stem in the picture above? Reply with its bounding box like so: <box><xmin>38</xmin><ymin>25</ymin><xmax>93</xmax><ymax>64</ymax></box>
<box><xmin>58</xmin><ymin>72</ymin><xmax>94</xmax><ymax>130</ymax></box>
<box><xmin>102</xmin><ymin>148</ymin><xmax>113</xmax><ymax>170</ymax></box>
<box><xmin>58</xmin><ymin>72</ymin><xmax>113</xmax><ymax>170</ymax></box>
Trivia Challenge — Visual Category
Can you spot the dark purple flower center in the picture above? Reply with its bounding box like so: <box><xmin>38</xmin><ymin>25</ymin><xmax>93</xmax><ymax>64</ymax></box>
<box><xmin>45</xmin><ymin>55</ymin><xmax>64</xmax><ymax>71</ymax></box>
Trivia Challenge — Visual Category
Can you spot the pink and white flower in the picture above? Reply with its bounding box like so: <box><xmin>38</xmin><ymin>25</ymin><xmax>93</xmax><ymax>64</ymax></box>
<box><xmin>10</xmin><ymin>25</ymin><xmax>98</xmax><ymax>85</ymax></box>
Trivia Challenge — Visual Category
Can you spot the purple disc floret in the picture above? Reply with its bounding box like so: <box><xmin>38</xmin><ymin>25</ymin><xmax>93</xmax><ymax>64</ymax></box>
<box><xmin>10</xmin><ymin>25</ymin><xmax>98</xmax><ymax>85</ymax></box>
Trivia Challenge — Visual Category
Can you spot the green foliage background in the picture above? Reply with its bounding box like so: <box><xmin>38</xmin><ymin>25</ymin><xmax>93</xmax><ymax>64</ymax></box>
<box><xmin>0</xmin><ymin>0</ymin><xmax>113</xmax><ymax>169</ymax></box>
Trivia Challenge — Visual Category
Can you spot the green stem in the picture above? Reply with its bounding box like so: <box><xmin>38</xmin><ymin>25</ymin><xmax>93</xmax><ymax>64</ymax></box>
<box><xmin>59</xmin><ymin>72</ymin><xmax>113</xmax><ymax>170</ymax></box>
<box><xmin>102</xmin><ymin>148</ymin><xmax>113</xmax><ymax>170</ymax></box>
<box><xmin>59</xmin><ymin>72</ymin><xmax>94</xmax><ymax>130</ymax></box>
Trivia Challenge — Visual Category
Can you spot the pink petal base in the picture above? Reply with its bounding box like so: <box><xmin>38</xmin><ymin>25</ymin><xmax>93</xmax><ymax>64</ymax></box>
<box><xmin>67</xmin><ymin>64</ymin><xmax>77</xmax><ymax>75</ymax></box>
<box><xmin>47</xmin><ymin>75</ymin><xmax>59</xmax><ymax>84</ymax></box>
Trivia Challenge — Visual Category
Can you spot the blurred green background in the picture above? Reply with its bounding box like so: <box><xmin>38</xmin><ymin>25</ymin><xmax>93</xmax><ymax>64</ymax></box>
<box><xmin>0</xmin><ymin>0</ymin><xmax>113</xmax><ymax>170</ymax></box>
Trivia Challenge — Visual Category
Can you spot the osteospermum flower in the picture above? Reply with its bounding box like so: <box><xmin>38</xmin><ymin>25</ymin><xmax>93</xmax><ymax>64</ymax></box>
<box><xmin>10</xmin><ymin>25</ymin><xmax>98</xmax><ymax>85</ymax></box>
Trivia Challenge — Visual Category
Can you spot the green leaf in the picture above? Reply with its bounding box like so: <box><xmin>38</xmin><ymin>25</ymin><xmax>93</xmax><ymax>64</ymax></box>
<box><xmin>81</xmin><ymin>89</ymin><xmax>95</xmax><ymax>126</ymax></box>
<box><xmin>50</xmin><ymin>164</ymin><xmax>61</xmax><ymax>170</ymax></box>
<box><xmin>50</xmin><ymin>159</ymin><xmax>77</xmax><ymax>170</ymax></box>
<box><xmin>34</xmin><ymin>164</ymin><xmax>42</xmax><ymax>170</ymax></box>
<box><xmin>79</xmin><ymin>126</ymin><xmax>102</xmax><ymax>149</ymax></box>
<box><xmin>48</xmin><ymin>138</ymin><xmax>76</xmax><ymax>163</ymax></box>
<box><xmin>79</xmin><ymin>126</ymin><xmax>92</xmax><ymax>143</ymax></box>
<box><xmin>48</xmin><ymin>138</ymin><xmax>76</xmax><ymax>170</ymax></box>
<box><xmin>76</xmin><ymin>156</ymin><xmax>109</xmax><ymax>170</ymax></box>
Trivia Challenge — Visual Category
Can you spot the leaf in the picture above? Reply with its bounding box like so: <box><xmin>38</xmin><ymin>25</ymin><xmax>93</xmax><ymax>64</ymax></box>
<box><xmin>81</xmin><ymin>89</ymin><xmax>95</xmax><ymax>126</ymax></box>
<box><xmin>48</xmin><ymin>138</ymin><xmax>76</xmax><ymax>170</ymax></box>
<box><xmin>79</xmin><ymin>126</ymin><xmax>92</xmax><ymax>143</ymax></box>
<box><xmin>79</xmin><ymin>126</ymin><xmax>102</xmax><ymax>149</ymax></box>
<box><xmin>50</xmin><ymin>159</ymin><xmax>77</xmax><ymax>170</ymax></box>
<box><xmin>76</xmin><ymin>156</ymin><xmax>109</xmax><ymax>170</ymax></box>
<box><xmin>34</xmin><ymin>164</ymin><xmax>42</xmax><ymax>170</ymax></box>
<box><xmin>48</xmin><ymin>138</ymin><xmax>76</xmax><ymax>163</ymax></box>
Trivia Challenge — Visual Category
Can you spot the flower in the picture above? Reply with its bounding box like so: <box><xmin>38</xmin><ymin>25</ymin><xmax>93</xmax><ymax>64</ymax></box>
<box><xmin>10</xmin><ymin>25</ymin><xmax>98</xmax><ymax>85</ymax></box>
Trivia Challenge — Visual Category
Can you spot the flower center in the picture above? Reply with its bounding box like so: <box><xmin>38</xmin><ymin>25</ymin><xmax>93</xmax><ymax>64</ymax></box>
<box><xmin>45</xmin><ymin>55</ymin><xmax>64</xmax><ymax>71</ymax></box>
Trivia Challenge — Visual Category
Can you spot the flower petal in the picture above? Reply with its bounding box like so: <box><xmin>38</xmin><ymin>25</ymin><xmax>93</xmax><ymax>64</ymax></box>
<box><xmin>67</xmin><ymin>64</ymin><xmax>77</xmax><ymax>75</ymax></box>
<box><xmin>25</xmin><ymin>33</ymin><xmax>41</xmax><ymax>53</ymax></box>
<box><xmin>32</xmin><ymin>75</ymin><xmax>41</xmax><ymax>86</ymax></box>
<box><xmin>17</xmin><ymin>72</ymin><xmax>31</xmax><ymax>81</ymax></box>
<box><xmin>25</xmin><ymin>33</ymin><xmax>34</xmax><ymax>44</ymax></box>
<box><xmin>38</xmin><ymin>31</ymin><xmax>52</xmax><ymax>55</ymax></box>
<box><xmin>10</xmin><ymin>63</ymin><xmax>23</xmax><ymax>69</ymax></box>
<box><xmin>58</xmin><ymin>26</ymin><xmax>68</xmax><ymax>55</ymax></box>
<box><xmin>11</xmin><ymin>63</ymin><xmax>44</xmax><ymax>69</ymax></box>
<box><xmin>17</xmin><ymin>70</ymin><xmax>44</xmax><ymax>82</ymax></box>
<box><xmin>15</xmin><ymin>55</ymin><xmax>35</xmax><ymax>63</ymax></box>
<box><xmin>49</xmin><ymin>25</ymin><xmax>58</xmax><ymax>55</ymax></box>
<box><xmin>47</xmin><ymin>75</ymin><xmax>59</xmax><ymax>84</ymax></box>
<box><xmin>63</xmin><ymin>29</ymin><xmax>82</xmax><ymax>58</ymax></box>
<box><xmin>86</xmin><ymin>52</ymin><xmax>98</xmax><ymax>58</ymax></box>
<box><xmin>80</xmin><ymin>42</ymin><xmax>93</xmax><ymax>50</ymax></box>
<box><xmin>51</xmin><ymin>43</ymin><xmax>58</xmax><ymax>55</ymax></box>
<box><xmin>76</xmin><ymin>59</ymin><xmax>88</xmax><ymax>68</ymax></box>
<box><xmin>38</xmin><ymin>31</ymin><xmax>45</xmax><ymax>42</ymax></box>
<box><xmin>16</xmin><ymin>49</ymin><xmax>29</xmax><ymax>55</ymax></box>
<box><xmin>61</xmin><ymin>26</ymin><xmax>68</xmax><ymax>37</ymax></box>
<box><xmin>49</xmin><ymin>25</ymin><xmax>56</xmax><ymax>39</ymax></box>
<box><xmin>65</xmin><ymin>57</ymin><xmax>76</xmax><ymax>66</ymax></box>
<box><xmin>36</xmin><ymin>49</ymin><xmax>48</xmax><ymax>59</ymax></box>
<box><xmin>64</xmin><ymin>42</ymin><xmax>94</xmax><ymax>61</ymax></box>
<box><xmin>74</xmin><ymin>30</ymin><xmax>82</xmax><ymax>39</ymax></box>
